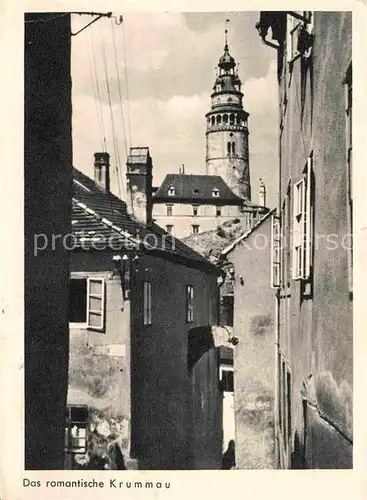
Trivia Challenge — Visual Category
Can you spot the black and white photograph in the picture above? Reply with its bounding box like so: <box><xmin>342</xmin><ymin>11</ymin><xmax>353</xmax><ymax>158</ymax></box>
<box><xmin>2</xmin><ymin>4</ymin><xmax>365</xmax><ymax>495</ymax></box>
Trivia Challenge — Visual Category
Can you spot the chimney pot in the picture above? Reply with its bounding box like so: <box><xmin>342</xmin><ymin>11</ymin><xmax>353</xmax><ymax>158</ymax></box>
<box><xmin>94</xmin><ymin>152</ymin><xmax>110</xmax><ymax>191</ymax></box>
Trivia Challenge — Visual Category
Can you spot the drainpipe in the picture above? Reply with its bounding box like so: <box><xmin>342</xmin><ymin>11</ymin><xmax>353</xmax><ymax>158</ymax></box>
<box><xmin>274</xmin><ymin>286</ymin><xmax>280</xmax><ymax>467</ymax></box>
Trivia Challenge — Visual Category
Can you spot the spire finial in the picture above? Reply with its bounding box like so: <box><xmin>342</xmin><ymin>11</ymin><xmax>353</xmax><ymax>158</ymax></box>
<box><xmin>225</xmin><ymin>18</ymin><xmax>230</xmax><ymax>47</ymax></box>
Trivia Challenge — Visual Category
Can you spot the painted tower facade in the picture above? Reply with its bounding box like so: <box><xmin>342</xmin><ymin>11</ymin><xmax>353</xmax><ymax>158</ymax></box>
<box><xmin>205</xmin><ymin>35</ymin><xmax>251</xmax><ymax>200</ymax></box>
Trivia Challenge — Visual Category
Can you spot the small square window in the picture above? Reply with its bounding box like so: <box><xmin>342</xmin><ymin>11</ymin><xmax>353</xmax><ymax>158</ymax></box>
<box><xmin>192</xmin><ymin>225</ymin><xmax>200</xmax><ymax>235</ymax></box>
<box><xmin>193</xmin><ymin>205</ymin><xmax>199</xmax><ymax>216</ymax></box>
<box><xmin>166</xmin><ymin>204</ymin><xmax>173</xmax><ymax>216</ymax></box>
<box><xmin>216</xmin><ymin>207</ymin><xmax>222</xmax><ymax>217</ymax></box>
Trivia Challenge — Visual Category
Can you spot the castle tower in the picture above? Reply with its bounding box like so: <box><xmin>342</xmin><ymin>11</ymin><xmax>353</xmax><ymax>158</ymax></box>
<box><xmin>205</xmin><ymin>28</ymin><xmax>251</xmax><ymax>200</ymax></box>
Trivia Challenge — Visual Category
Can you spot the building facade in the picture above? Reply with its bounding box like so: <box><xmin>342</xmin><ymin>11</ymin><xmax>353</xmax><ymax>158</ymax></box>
<box><xmin>257</xmin><ymin>11</ymin><xmax>353</xmax><ymax>468</ymax></box>
<box><xmin>220</xmin><ymin>211</ymin><xmax>277</xmax><ymax>469</ymax></box>
<box><xmin>153</xmin><ymin>173</ymin><xmax>260</xmax><ymax>239</ymax></box>
<box><xmin>67</xmin><ymin>156</ymin><xmax>224</xmax><ymax>470</ymax></box>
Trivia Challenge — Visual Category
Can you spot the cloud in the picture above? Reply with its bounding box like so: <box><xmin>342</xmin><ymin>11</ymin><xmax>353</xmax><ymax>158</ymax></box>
<box><xmin>72</xmin><ymin>13</ymin><xmax>278</xmax><ymax>208</ymax></box>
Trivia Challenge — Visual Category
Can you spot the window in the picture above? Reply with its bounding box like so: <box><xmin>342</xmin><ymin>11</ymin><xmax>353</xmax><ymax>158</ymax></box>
<box><xmin>292</xmin><ymin>155</ymin><xmax>313</xmax><ymax>281</ymax></box>
<box><xmin>287</xmin><ymin>12</ymin><xmax>314</xmax><ymax>65</ymax></box>
<box><xmin>192</xmin><ymin>224</ymin><xmax>199</xmax><ymax>235</ymax></box>
<box><xmin>227</xmin><ymin>141</ymin><xmax>231</xmax><ymax>155</ymax></box>
<box><xmin>143</xmin><ymin>281</ymin><xmax>152</xmax><ymax>325</ymax></box>
<box><xmin>345</xmin><ymin>63</ymin><xmax>353</xmax><ymax>293</ymax></box>
<box><xmin>192</xmin><ymin>205</ymin><xmax>199</xmax><ymax>216</ymax></box>
<box><xmin>168</xmin><ymin>185</ymin><xmax>175</xmax><ymax>196</ymax></box>
<box><xmin>220</xmin><ymin>368</ymin><xmax>234</xmax><ymax>392</ymax></box>
<box><xmin>287</xmin><ymin>15</ymin><xmax>302</xmax><ymax>64</ymax></box>
<box><xmin>186</xmin><ymin>285</ymin><xmax>194</xmax><ymax>323</ymax></box>
<box><xmin>166</xmin><ymin>225</ymin><xmax>174</xmax><ymax>235</ymax></box>
<box><xmin>69</xmin><ymin>277</ymin><xmax>105</xmax><ymax>330</ymax></box>
<box><xmin>216</xmin><ymin>207</ymin><xmax>222</xmax><ymax>217</ymax></box>
<box><xmin>280</xmin><ymin>186</ymin><xmax>292</xmax><ymax>289</ymax></box>
<box><xmin>65</xmin><ymin>405</ymin><xmax>88</xmax><ymax>454</ymax></box>
<box><xmin>166</xmin><ymin>204</ymin><xmax>173</xmax><ymax>216</ymax></box>
<box><xmin>212</xmin><ymin>188</ymin><xmax>220</xmax><ymax>198</ymax></box>
<box><xmin>232</xmin><ymin>142</ymin><xmax>236</xmax><ymax>154</ymax></box>
<box><xmin>271</xmin><ymin>215</ymin><xmax>281</xmax><ymax>288</ymax></box>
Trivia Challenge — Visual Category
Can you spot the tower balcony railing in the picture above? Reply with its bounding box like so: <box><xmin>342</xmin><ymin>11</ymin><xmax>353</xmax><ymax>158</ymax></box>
<box><xmin>206</xmin><ymin>124</ymin><xmax>248</xmax><ymax>133</ymax></box>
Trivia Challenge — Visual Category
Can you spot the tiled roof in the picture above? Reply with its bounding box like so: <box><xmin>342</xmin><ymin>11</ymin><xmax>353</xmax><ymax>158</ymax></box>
<box><xmin>153</xmin><ymin>174</ymin><xmax>244</xmax><ymax>204</ymax></box>
<box><xmin>72</xmin><ymin>168</ymin><xmax>218</xmax><ymax>271</ymax></box>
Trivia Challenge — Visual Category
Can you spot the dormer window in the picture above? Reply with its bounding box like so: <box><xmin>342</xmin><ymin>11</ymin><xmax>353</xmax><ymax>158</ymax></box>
<box><xmin>168</xmin><ymin>186</ymin><xmax>175</xmax><ymax>196</ymax></box>
<box><xmin>212</xmin><ymin>188</ymin><xmax>220</xmax><ymax>198</ymax></box>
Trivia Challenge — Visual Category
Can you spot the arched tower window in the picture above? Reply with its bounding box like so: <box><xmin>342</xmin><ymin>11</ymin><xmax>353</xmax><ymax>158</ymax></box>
<box><xmin>232</xmin><ymin>142</ymin><xmax>236</xmax><ymax>154</ymax></box>
<box><xmin>236</xmin><ymin>115</ymin><xmax>241</xmax><ymax>125</ymax></box>
<box><xmin>217</xmin><ymin>115</ymin><xmax>222</xmax><ymax>125</ymax></box>
<box><xmin>229</xmin><ymin>114</ymin><xmax>235</xmax><ymax>125</ymax></box>
<box><xmin>223</xmin><ymin>114</ymin><xmax>228</xmax><ymax>124</ymax></box>
<box><xmin>227</xmin><ymin>141</ymin><xmax>231</xmax><ymax>155</ymax></box>
<box><xmin>211</xmin><ymin>116</ymin><xmax>215</xmax><ymax>127</ymax></box>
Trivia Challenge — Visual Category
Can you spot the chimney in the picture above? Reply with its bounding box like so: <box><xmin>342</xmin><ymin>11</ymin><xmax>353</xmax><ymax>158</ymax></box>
<box><xmin>259</xmin><ymin>178</ymin><xmax>266</xmax><ymax>207</ymax></box>
<box><xmin>94</xmin><ymin>152</ymin><xmax>110</xmax><ymax>191</ymax></box>
<box><xmin>126</xmin><ymin>147</ymin><xmax>153</xmax><ymax>226</ymax></box>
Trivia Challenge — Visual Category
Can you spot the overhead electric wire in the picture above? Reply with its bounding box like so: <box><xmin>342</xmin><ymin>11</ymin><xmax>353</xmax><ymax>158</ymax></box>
<box><xmin>89</xmin><ymin>26</ymin><xmax>107</xmax><ymax>151</ymax></box>
<box><xmin>88</xmin><ymin>28</ymin><xmax>105</xmax><ymax>152</ymax></box>
<box><xmin>110</xmin><ymin>17</ymin><xmax>129</xmax><ymax>164</ymax></box>
<box><xmin>99</xmin><ymin>20</ymin><xmax>124</xmax><ymax>202</ymax></box>
<box><xmin>121</xmin><ymin>17</ymin><xmax>132</xmax><ymax>149</ymax></box>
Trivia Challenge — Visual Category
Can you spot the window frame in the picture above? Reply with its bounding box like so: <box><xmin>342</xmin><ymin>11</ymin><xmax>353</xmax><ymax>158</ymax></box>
<box><xmin>69</xmin><ymin>276</ymin><xmax>105</xmax><ymax>331</ymax></box>
<box><xmin>192</xmin><ymin>224</ymin><xmax>200</xmax><ymax>235</ymax></box>
<box><xmin>192</xmin><ymin>204</ymin><xmax>199</xmax><ymax>217</ymax></box>
<box><xmin>143</xmin><ymin>280</ymin><xmax>152</xmax><ymax>326</ymax></box>
<box><xmin>65</xmin><ymin>404</ymin><xmax>88</xmax><ymax>455</ymax></box>
<box><xmin>292</xmin><ymin>155</ymin><xmax>313</xmax><ymax>281</ymax></box>
<box><xmin>167</xmin><ymin>185</ymin><xmax>175</xmax><ymax>196</ymax></box>
<box><xmin>186</xmin><ymin>285</ymin><xmax>194</xmax><ymax>323</ymax></box>
<box><xmin>219</xmin><ymin>365</ymin><xmax>234</xmax><ymax>393</ymax></box>
<box><xmin>212</xmin><ymin>188</ymin><xmax>220</xmax><ymax>198</ymax></box>
<box><xmin>271</xmin><ymin>215</ymin><xmax>281</xmax><ymax>288</ymax></box>
<box><xmin>166</xmin><ymin>204</ymin><xmax>173</xmax><ymax>216</ymax></box>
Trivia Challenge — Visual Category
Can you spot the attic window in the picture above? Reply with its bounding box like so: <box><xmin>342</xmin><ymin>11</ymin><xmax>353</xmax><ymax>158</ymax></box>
<box><xmin>212</xmin><ymin>188</ymin><xmax>220</xmax><ymax>198</ymax></box>
<box><xmin>168</xmin><ymin>186</ymin><xmax>175</xmax><ymax>196</ymax></box>
<box><xmin>193</xmin><ymin>189</ymin><xmax>200</xmax><ymax>194</ymax></box>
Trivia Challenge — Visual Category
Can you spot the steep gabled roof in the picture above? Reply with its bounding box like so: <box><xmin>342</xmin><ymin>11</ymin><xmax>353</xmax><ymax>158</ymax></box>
<box><xmin>153</xmin><ymin>174</ymin><xmax>244</xmax><ymax>204</ymax></box>
<box><xmin>72</xmin><ymin>168</ymin><xmax>220</xmax><ymax>273</ymax></box>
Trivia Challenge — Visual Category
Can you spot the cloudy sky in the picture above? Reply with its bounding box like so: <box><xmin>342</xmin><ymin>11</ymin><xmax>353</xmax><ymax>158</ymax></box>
<box><xmin>71</xmin><ymin>12</ymin><xmax>278</xmax><ymax>207</ymax></box>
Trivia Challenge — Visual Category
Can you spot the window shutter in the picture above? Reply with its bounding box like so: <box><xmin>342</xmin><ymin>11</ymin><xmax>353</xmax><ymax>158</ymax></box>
<box><xmin>304</xmin><ymin>156</ymin><xmax>313</xmax><ymax>279</ymax></box>
<box><xmin>271</xmin><ymin>215</ymin><xmax>281</xmax><ymax>288</ymax></box>
<box><xmin>87</xmin><ymin>278</ymin><xmax>105</xmax><ymax>330</ymax></box>
<box><xmin>292</xmin><ymin>179</ymin><xmax>305</xmax><ymax>280</ymax></box>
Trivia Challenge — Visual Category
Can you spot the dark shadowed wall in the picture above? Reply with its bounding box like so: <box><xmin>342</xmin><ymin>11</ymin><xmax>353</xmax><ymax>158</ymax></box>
<box><xmin>24</xmin><ymin>13</ymin><xmax>72</xmax><ymax>469</ymax></box>
<box><xmin>130</xmin><ymin>253</ymin><xmax>221</xmax><ymax>469</ymax></box>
